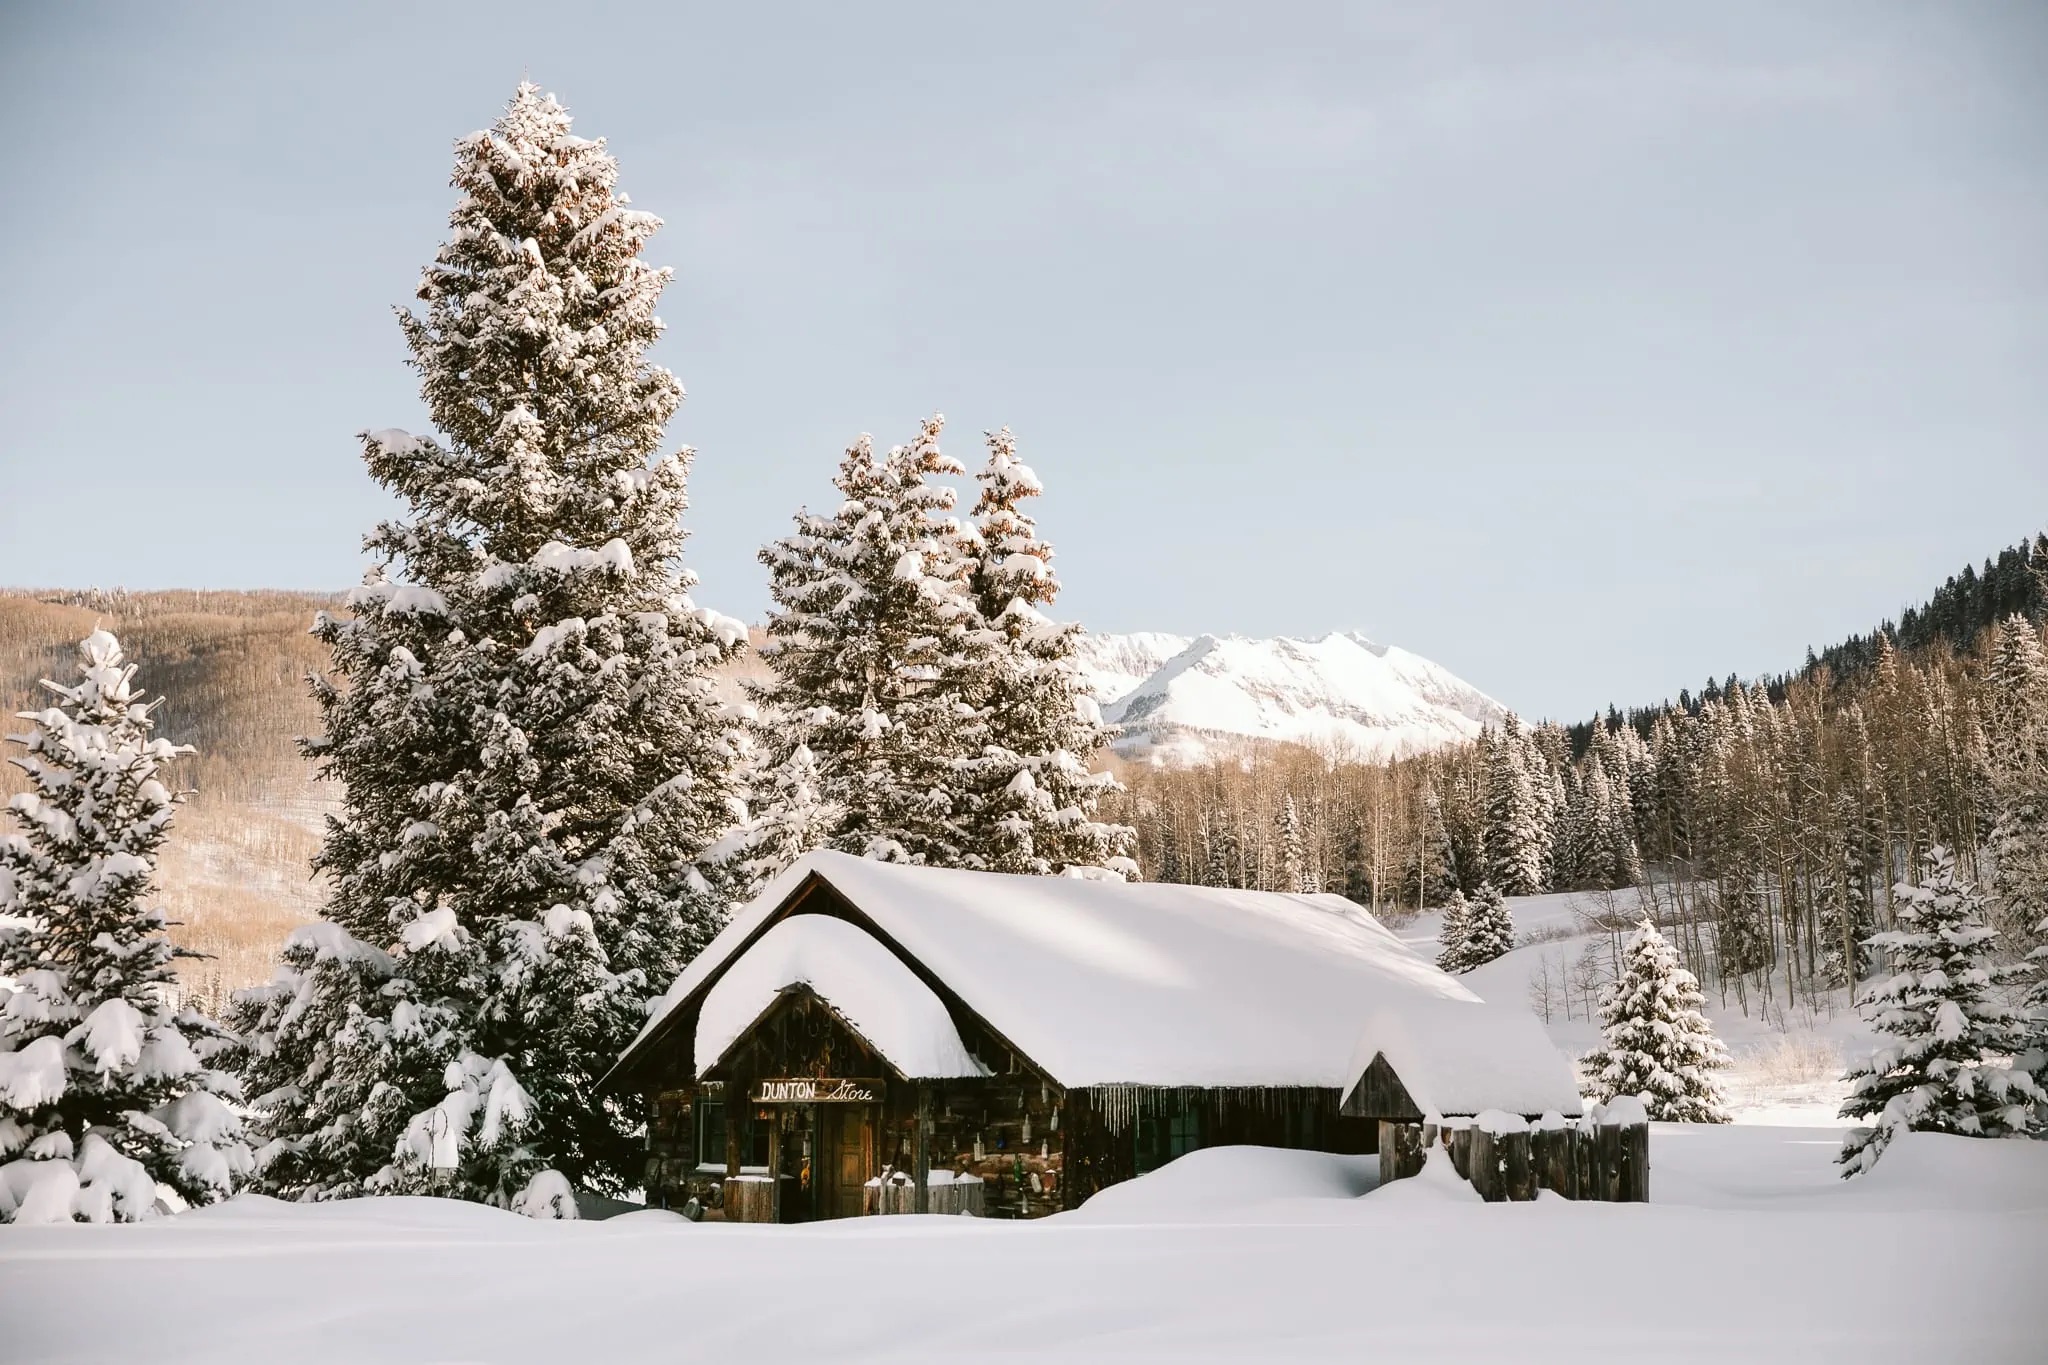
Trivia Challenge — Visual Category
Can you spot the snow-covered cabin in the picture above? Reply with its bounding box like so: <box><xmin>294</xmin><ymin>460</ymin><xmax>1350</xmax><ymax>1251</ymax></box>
<box><xmin>605</xmin><ymin>851</ymin><xmax>1573</xmax><ymax>1220</ymax></box>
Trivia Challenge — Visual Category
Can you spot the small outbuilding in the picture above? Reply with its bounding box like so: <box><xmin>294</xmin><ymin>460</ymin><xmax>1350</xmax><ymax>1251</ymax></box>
<box><xmin>604</xmin><ymin>850</ymin><xmax>1577</xmax><ymax>1219</ymax></box>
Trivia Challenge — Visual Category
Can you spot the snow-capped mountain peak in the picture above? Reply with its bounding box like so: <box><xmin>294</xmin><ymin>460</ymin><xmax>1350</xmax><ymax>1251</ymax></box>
<box><xmin>1070</xmin><ymin>630</ymin><xmax>1504</xmax><ymax>765</ymax></box>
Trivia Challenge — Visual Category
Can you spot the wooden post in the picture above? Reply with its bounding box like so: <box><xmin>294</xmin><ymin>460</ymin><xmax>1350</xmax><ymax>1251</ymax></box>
<box><xmin>1502</xmin><ymin>1129</ymin><xmax>1537</xmax><ymax>1202</ymax></box>
<box><xmin>1532</xmin><ymin>1114</ymin><xmax>1574</xmax><ymax>1198</ymax></box>
<box><xmin>765</xmin><ymin>1106</ymin><xmax>784</xmax><ymax>1223</ymax></box>
<box><xmin>1543</xmin><ymin>1125</ymin><xmax>1578</xmax><ymax>1199</ymax></box>
<box><xmin>724</xmin><ymin>1175</ymin><xmax>775</xmax><ymax>1223</ymax></box>
<box><xmin>1467</xmin><ymin>1128</ymin><xmax>1498</xmax><ymax>1202</ymax></box>
<box><xmin>1597</xmin><ymin>1120</ymin><xmax>1624</xmax><ymax>1203</ymax></box>
<box><xmin>912</xmin><ymin>1084</ymin><xmax>932</xmax><ymax>1215</ymax></box>
<box><xmin>725</xmin><ymin>1100</ymin><xmax>741</xmax><ymax>1182</ymax></box>
<box><xmin>1574</xmin><ymin>1118</ymin><xmax>1599</xmax><ymax>1200</ymax></box>
<box><xmin>1618</xmin><ymin>1121</ymin><xmax>1650</xmax><ymax>1203</ymax></box>
<box><xmin>1447</xmin><ymin>1123</ymin><xmax>1473</xmax><ymax>1180</ymax></box>
<box><xmin>1378</xmin><ymin>1121</ymin><xmax>1427</xmax><ymax>1184</ymax></box>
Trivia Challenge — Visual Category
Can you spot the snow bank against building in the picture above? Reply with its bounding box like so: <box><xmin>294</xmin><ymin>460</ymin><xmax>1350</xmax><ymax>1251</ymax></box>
<box><xmin>693</xmin><ymin>915</ymin><xmax>986</xmax><ymax>1079</ymax></box>
<box><xmin>1343</xmin><ymin>996</ymin><xmax>1584</xmax><ymax>1119</ymax></box>
<box><xmin>1058</xmin><ymin>1146</ymin><xmax>1378</xmax><ymax>1225</ymax></box>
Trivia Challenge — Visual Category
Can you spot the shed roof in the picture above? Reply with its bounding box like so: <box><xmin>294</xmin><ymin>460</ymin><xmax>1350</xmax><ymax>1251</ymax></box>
<box><xmin>1341</xmin><ymin>996</ymin><xmax>1585</xmax><ymax>1119</ymax></box>
<box><xmin>618</xmin><ymin>850</ymin><xmax>1488</xmax><ymax>1090</ymax></box>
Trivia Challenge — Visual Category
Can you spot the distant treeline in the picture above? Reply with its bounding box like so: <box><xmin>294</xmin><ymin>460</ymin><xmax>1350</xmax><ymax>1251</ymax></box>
<box><xmin>1569</xmin><ymin>531</ymin><xmax>2048</xmax><ymax>754</ymax></box>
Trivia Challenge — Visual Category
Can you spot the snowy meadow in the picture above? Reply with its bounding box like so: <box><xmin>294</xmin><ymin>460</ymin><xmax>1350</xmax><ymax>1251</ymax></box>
<box><xmin>4</xmin><ymin>1125</ymin><xmax>2044</xmax><ymax>1365</ymax></box>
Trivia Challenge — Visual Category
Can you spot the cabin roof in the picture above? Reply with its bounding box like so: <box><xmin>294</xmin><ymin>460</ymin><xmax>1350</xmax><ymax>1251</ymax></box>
<box><xmin>695</xmin><ymin>914</ymin><xmax>988</xmax><ymax>1081</ymax></box>
<box><xmin>618</xmin><ymin>850</ymin><xmax>1489</xmax><ymax>1090</ymax></box>
<box><xmin>1340</xmin><ymin>997</ymin><xmax>1585</xmax><ymax>1119</ymax></box>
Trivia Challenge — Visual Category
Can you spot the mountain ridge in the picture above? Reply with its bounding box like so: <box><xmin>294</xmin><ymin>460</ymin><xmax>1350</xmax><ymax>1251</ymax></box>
<box><xmin>1070</xmin><ymin>629</ymin><xmax>1505</xmax><ymax>765</ymax></box>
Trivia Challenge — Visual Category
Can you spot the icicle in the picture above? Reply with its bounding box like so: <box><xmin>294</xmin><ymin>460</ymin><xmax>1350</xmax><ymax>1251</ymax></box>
<box><xmin>1022</xmin><ymin>1115</ymin><xmax>1032</xmax><ymax>1144</ymax></box>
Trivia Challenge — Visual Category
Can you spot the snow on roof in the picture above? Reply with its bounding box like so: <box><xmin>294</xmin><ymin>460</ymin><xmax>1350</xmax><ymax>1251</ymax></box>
<box><xmin>694</xmin><ymin>914</ymin><xmax>986</xmax><ymax>1081</ymax></box>
<box><xmin>1342</xmin><ymin>996</ymin><xmax>1585</xmax><ymax>1118</ymax></box>
<box><xmin>626</xmin><ymin>850</ymin><xmax>1488</xmax><ymax>1090</ymax></box>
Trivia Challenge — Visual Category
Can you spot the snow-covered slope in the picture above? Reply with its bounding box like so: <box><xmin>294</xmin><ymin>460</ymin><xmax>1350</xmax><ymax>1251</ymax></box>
<box><xmin>1067</xmin><ymin>631</ymin><xmax>1192</xmax><ymax>707</ymax></box>
<box><xmin>1072</xmin><ymin>631</ymin><xmax>1505</xmax><ymax>765</ymax></box>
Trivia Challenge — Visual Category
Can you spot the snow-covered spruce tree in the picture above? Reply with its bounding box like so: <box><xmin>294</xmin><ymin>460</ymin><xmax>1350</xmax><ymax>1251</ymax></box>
<box><xmin>707</xmin><ymin>739</ymin><xmax>837</xmax><ymax>901</ymax></box>
<box><xmin>1838</xmin><ymin>847</ymin><xmax>2042</xmax><ymax>1176</ymax></box>
<box><xmin>1275</xmin><ymin>795</ymin><xmax>1309</xmax><ymax>894</ymax></box>
<box><xmin>1482</xmin><ymin>718</ymin><xmax>1546</xmax><ymax>896</ymax></box>
<box><xmin>1458</xmin><ymin>881</ymin><xmax>1515</xmax><ymax>969</ymax></box>
<box><xmin>756</xmin><ymin>418</ymin><xmax>987</xmax><ymax>867</ymax></box>
<box><xmin>245</xmin><ymin>84</ymin><xmax>748</xmax><ymax>1211</ymax></box>
<box><xmin>0</xmin><ymin>631</ymin><xmax>251</xmax><ymax>1222</ymax></box>
<box><xmin>1434</xmin><ymin>890</ymin><xmax>1473</xmax><ymax>973</ymax></box>
<box><xmin>1583</xmin><ymin>919</ymin><xmax>1731</xmax><ymax>1123</ymax></box>
<box><xmin>955</xmin><ymin>428</ymin><xmax>1134</xmax><ymax>877</ymax></box>
<box><xmin>224</xmin><ymin>923</ymin><xmax>400</xmax><ymax>1201</ymax></box>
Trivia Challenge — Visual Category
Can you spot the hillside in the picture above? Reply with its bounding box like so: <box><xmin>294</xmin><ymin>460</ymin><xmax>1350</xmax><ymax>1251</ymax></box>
<box><xmin>0</xmin><ymin>590</ymin><xmax>341</xmax><ymax>1006</ymax></box>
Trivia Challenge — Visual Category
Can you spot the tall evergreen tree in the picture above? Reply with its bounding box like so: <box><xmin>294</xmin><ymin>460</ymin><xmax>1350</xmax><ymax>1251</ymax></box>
<box><xmin>1838</xmin><ymin>847</ymin><xmax>2042</xmax><ymax>1175</ymax></box>
<box><xmin>1583</xmin><ymin>919</ymin><xmax>1731</xmax><ymax>1123</ymax></box>
<box><xmin>1482</xmin><ymin>718</ymin><xmax>1545</xmax><ymax>896</ymax></box>
<box><xmin>757</xmin><ymin>418</ymin><xmax>986</xmax><ymax>867</ymax></box>
<box><xmin>0</xmin><ymin>632</ymin><xmax>252</xmax><ymax>1222</ymax></box>
<box><xmin>710</xmin><ymin>740</ymin><xmax>836</xmax><ymax>900</ymax></box>
<box><xmin>1276</xmin><ymin>794</ymin><xmax>1310</xmax><ymax>894</ymax></box>
<box><xmin>1982</xmin><ymin>615</ymin><xmax>2048</xmax><ymax>952</ymax></box>
<box><xmin>956</xmin><ymin>428</ymin><xmax>1134</xmax><ymax>876</ymax></box>
<box><xmin>238</xmin><ymin>85</ymin><xmax>747</xmax><ymax>1210</ymax></box>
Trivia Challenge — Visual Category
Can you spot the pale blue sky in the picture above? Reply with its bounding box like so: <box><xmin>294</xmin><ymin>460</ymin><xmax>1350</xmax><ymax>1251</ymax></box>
<box><xmin>2</xmin><ymin>2</ymin><xmax>2043</xmax><ymax>720</ymax></box>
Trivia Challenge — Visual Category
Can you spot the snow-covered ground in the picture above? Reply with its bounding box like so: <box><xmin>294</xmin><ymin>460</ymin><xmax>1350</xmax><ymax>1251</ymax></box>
<box><xmin>4</xmin><ymin>1127</ymin><xmax>2043</xmax><ymax>1363</ymax></box>
<box><xmin>1401</xmin><ymin>885</ymin><xmax>1874</xmax><ymax>1125</ymax></box>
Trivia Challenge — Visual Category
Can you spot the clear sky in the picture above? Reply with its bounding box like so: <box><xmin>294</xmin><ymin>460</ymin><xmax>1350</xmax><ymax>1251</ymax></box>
<box><xmin>2</xmin><ymin>2</ymin><xmax>2043</xmax><ymax>721</ymax></box>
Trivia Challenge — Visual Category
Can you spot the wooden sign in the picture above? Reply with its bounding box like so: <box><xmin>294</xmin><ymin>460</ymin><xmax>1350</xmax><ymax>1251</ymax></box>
<box><xmin>751</xmin><ymin>1077</ymin><xmax>882</xmax><ymax>1104</ymax></box>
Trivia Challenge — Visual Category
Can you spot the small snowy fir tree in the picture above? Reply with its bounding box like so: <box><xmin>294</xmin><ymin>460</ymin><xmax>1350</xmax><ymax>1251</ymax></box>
<box><xmin>1582</xmin><ymin>919</ymin><xmax>1730</xmax><ymax>1123</ymax></box>
<box><xmin>242</xmin><ymin>84</ymin><xmax>748</xmax><ymax>1212</ymax></box>
<box><xmin>1457</xmin><ymin>882</ymin><xmax>1515</xmax><ymax>969</ymax></box>
<box><xmin>955</xmin><ymin>428</ymin><xmax>1134</xmax><ymax>877</ymax></box>
<box><xmin>1434</xmin><ymin>891</ymin><xmax>1473</xmax><ymax>973</ymax></box>
<box><xmin>1838</xmin><ymin>847</ymin><xmax>2042</xmax><ymax>1176</ymax></box>
<box><xmin>756</xmin><ymin>418</ymin><xmax>988</xmax><ymax>867</ymax></box>
<box><xmin>1275</xmin><ymin>795</ymin><xmax>1310</xmax><ymax>894</ymax></box>
<box><xmin>0</xmin><ymin>632</ymin><xmax>252</xmax><ymax>1222</ymax></box>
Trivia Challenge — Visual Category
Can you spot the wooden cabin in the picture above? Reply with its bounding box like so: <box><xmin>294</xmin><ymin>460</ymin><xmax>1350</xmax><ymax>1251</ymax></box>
<box><xmin>603</xmin><ymin>850</ymin><xmax>1562</xmax><ymax>1220</ymax></box>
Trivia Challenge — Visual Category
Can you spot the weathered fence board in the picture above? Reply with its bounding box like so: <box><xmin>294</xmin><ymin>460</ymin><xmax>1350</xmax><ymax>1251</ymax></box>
<box><xmin>723</xmin><ymin>1174</ymin><xmax>775</xmax><ymax>1223</ymax></box>
<box><xmin>1447</xmin><ymin>1124</ymin><xmax>1473</xmax><ymax>1180</ymax></box>
<box><xmin>1378</xmin><ymin>1121</ymin><xmax>1428</xmax><ymax>1185</ymax></box>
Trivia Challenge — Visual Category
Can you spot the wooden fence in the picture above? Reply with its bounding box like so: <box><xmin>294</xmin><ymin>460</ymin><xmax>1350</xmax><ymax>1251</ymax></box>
<box><xmin>864</xmin><ymin>1170</ymin><xmax>987</xmax><ymax>1217</ymax></box>
<box><xmin>1380</xmin><ymin>1110</ymin><xmax>1649</xmax><ymax>1203</ymax></box>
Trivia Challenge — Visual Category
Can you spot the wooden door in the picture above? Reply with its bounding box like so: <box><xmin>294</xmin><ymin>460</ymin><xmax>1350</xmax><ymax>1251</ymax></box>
<box><xmin>823</xmin><ymin>1106</ymin><xmax>874</xmax><ymax>1219</ymax></box>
